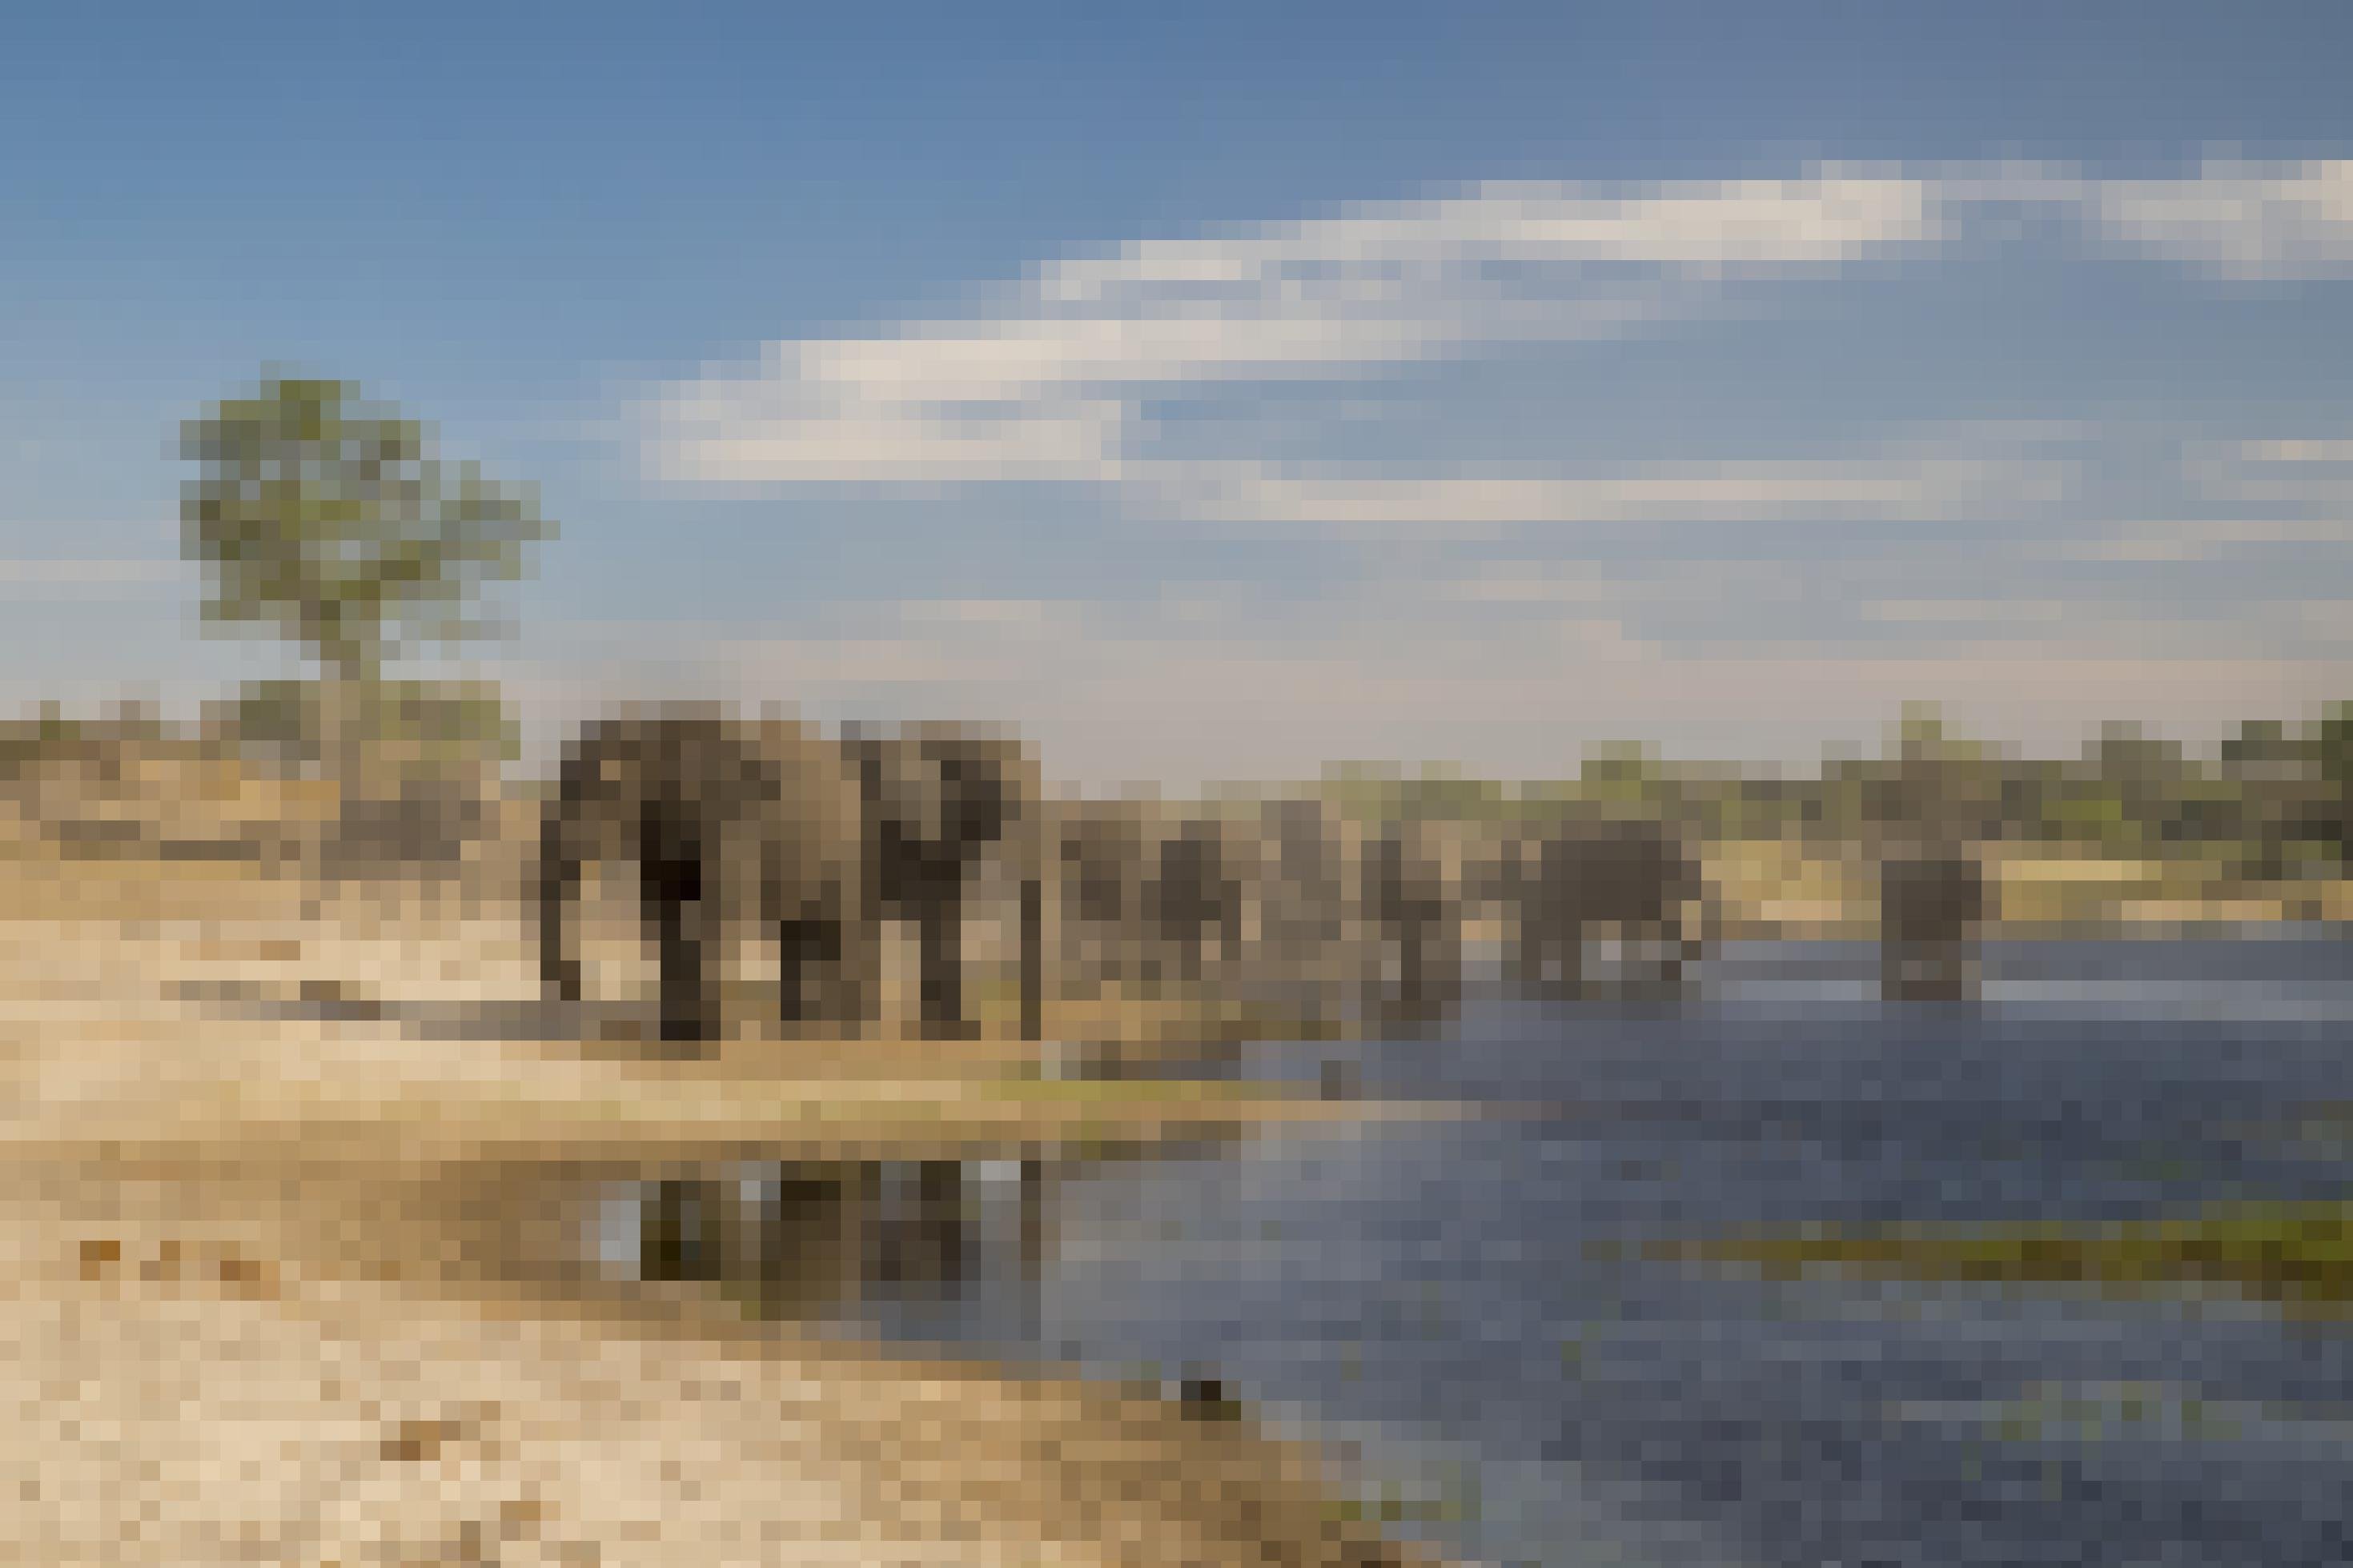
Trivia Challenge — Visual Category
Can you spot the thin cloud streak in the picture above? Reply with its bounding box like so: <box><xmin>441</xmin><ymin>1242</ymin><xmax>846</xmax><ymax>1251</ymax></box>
<box><xmin>640</xmin><ymin>160</ymin><xmax>2353</xmax><ymax>495</ymax></box>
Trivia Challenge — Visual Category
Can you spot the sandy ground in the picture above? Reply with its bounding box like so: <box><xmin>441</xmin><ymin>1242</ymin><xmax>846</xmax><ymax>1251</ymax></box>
<box><xmin>2</xmin><ymin>1164</ymin><xmax>1430</xmax><ymax>1566</ymax></box>
<box><xmin>0</xmin><ymin>860</ymin><xmax>1436</xmax><ymax>1567</ymax></box>
<box><xmin>4</xmin><ymin>831</ymin><xmax>2333</xmax><ymax>1563</ymax></box>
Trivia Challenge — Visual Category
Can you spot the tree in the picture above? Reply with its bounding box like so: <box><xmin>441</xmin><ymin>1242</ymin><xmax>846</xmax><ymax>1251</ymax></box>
<box><xmin>2316</xmin><ymin>701</ymin><xmax>2353</xmax><ymax>865</ymax></box>
<box><xmin>180</xmin><ymin>375</ymin><xmax>554</xmax><ymax>876</ymax></box>
<box><xmin>180</xmin><ymin>374</ymin><xmax>552</xmax><ymax>685</ymax></box>
<box><xmin>1870</xmin><ymin>702</ymin><xmax>2003</xmax><ymax>844</ymax></box>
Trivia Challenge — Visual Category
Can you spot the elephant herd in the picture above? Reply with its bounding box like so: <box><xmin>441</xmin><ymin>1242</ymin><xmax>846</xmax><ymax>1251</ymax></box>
<box><xmin>531</xmin><ymin>706</ymin><xmax>1997</xmax><ymax>1047</ymax></box>
<box><xmin>536</xmin><ymin>708</ymin><xmax>1039</xmax><ymax>1045</ymax></box>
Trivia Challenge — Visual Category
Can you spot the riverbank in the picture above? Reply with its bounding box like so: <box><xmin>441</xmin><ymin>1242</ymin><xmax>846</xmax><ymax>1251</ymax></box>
<box><xmin>3</xmin><ymin>1158</ymin><xmax>1436</xmax><ymax>1566</ymax></box>
<box><xmin>1701</xmin><ymin>840</ymin><xmax>2353</xmax><ymax>939</ymax></box>
<box><xmin>0</xmin><ymin>856</ymin><xmax>1452</xmax><ymax>1566</ymax></box>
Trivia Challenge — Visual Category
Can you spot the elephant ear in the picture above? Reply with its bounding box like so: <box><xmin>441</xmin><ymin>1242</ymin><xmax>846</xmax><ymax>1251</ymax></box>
<box><xmin>859</xmin><ymin>735</ymin><xmax>950</xmax><ymax>848</ymax></box>
<box><xmin>910</xmin><ymin>749</ymin><xmax>952</xmax><ymax>847</ymax></box>
<box><xmin>946</xmin><ymin>741</ymin><xmax>1020</xmax><ymax>846</ymax></box>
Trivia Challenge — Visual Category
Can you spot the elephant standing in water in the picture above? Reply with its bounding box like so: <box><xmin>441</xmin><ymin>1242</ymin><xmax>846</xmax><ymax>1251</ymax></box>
<box><xmin>1356</xmin><ymin>817</ymin><xmax>1466</xmax><ymax>1022</ymax></box>
<box><xmin>1506</xmin><ymin>816</ymin><xmax>1702</xmax><ymax>997</ymax></box>
<box><xmin>536</xmin><ymin>707</ymin><xmax>876</xmax><ymax>1046</ymax></box>
<box><xmin>845</xmin><ymin>722</ymin><xmax>1043</xmax><ymax>1040</ymax></box>
<box><xmin>1877</xmin><ymin>843</ymin><xmax>1989</xmax><ymax>1001</ymax></box>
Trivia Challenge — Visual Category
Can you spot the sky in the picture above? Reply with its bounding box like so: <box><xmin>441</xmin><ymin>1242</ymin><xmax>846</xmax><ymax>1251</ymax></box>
<box><xmin>3</xmin><ymin>2</ymin><xmax>2350</xmax><ymax>788</ymax></box>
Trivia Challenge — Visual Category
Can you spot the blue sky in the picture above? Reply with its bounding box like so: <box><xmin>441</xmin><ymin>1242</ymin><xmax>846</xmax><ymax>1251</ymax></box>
<box><xmin>3</xmin><ymin>2</ymin><xmax>2350</xmax><ymax>784</ymax></box>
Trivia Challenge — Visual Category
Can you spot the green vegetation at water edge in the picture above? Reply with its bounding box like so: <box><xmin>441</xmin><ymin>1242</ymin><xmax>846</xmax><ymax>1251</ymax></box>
<box><xmin>1641</xmin><ymin>1201</ymin><xmax>2353</xmax><ymax>1310</ymax></box>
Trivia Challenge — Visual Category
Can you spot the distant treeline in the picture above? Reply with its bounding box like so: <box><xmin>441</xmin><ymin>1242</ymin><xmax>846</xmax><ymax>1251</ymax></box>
<box><xmin>0</xmin><ymin>683</ymin><xmax>512</xmax><ymax>780</ymax></box>
<box><xmin>1</xmin><ymin>698</ymin><xmax>2346</xmax><ymax>874</ymax></box>
<box><xmin>1259</xmin><ymin>708</ymin><xmax>2353</xmax><ymax>873</ymax></box>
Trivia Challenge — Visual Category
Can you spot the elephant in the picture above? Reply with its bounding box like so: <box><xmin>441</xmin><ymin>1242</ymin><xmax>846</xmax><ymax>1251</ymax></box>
<box><xmin>1505</xmin><ymin>815</ymin><xmax>1702</xmax><ymax>997</ymax></box>
<box><xmin>1354</xmin><ymin>816</ymin><xmax>1467</xmax><ymax>1021</ymax></box>
<box><xmin>1877</xmin><ymin>842</ymin><xmax>1989</xmax><ymax>1001</ymax></box>
<box><xmin>1146</xmin><ymin>810</ymin><xmax>1270</xmax><ymax>993</ymax></box>
<box><xmin>1243</xmin><ymin>796</ymin><xmax>1359</xmax><ymax>1014</ymax></box>
<box><xmin>536</xmin><ymin>706</ymin><xmax>876</xmax><ymax>1046</ymax></box>
<box><xmin>1049</xmin><ymin>794</ymin><xmax>1167</xmax><ymax>1000</ymax></box>
<box><xmin>843</xmin><ymin>721</ymin><xmax>1044</xmax><ymax>1040</ymax></box>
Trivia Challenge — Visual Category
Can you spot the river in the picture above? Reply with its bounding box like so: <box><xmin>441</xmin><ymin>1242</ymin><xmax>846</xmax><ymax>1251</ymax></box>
<box><xmin>624</xmin><ymin>936</ymin><xmax>2353</xmax><ymax>1566</ymax></box>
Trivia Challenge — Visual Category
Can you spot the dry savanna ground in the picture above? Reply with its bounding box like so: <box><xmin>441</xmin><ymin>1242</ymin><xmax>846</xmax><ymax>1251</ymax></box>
<box><xmin>0</xmin><ymin>829</ymin><xmax>1443</xmax><ymax>1568</ymax></box>
<box><xmin>1</xmin><ymin>780</ymin><xmax>2336</xmax><ymax>1564</ymax></box>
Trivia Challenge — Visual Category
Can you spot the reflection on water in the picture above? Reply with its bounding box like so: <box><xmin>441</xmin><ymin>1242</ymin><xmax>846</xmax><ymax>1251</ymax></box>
<box><xmin>576</xmin><ymin>937</ymin><xmax>2353</xmax><ymax>1568</ymax></box>
<box><xmin>593</xmin><ymin>1157</ymin><xmax>1059</xmax><ymax>1339</ymax></box>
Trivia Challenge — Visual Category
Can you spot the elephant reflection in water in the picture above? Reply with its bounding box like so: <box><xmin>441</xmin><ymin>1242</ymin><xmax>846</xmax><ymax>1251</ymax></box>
<box><xmin>637</xmin><ymin>1160</ymin><xmax>1059</xmax><ymax>1317</ymax></box>
<box><xmin>1877</xmin><ymin>842</ymin><xmax>1990</xmax><ymax>1001</ymax></box>
<box><xmin>636</xmin><ymin>1168</ymin><xmax>868</xmax><ymax>1319</ymax></box>
<box><xmin>1504</xmin><ymin>816</ymin><xmax>1704</xmax><ymax>997</ymax></box>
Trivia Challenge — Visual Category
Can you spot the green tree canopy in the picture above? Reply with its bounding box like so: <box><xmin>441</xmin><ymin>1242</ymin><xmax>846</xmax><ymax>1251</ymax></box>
<box><xmin>179</xmin><ymin>374</ymin><xmax>553</xmax><ymax>682</ymax></box>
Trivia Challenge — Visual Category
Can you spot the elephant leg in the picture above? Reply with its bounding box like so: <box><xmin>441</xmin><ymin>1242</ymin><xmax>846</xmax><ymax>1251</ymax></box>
<box><xmin>1556</xmin><ymin>922</ymin><xmax>1587</xmax><ymax>998</ymax></box>
<box><xmin>537</xmin><ymin>816</ymin><xmax>584</xmax><ymax>1005</ymax></box>
<box><xmin>776</xmin><ymin>916</ymin><xmax>829</xmax><ymax>1029</ymax></box>
<box><xmin>1397</xmin><ymin>916</ymin><xmax>1431</xmax><ymax>1010</ymax></box>
<box><xmin>917</xmin><ymin>893</ymin><xmax>974</xmax><ymax>1039</ymax></box>
<box><xmin>832</xmin><ymin>896</ymin><xmax>881</xmax><ymax>1038</ymax></box>
<box><xmin>1431</xmin><ymin>932</ymin><xmax>1464</xmax><ymax>1009</ymax></box>
<box><xmin>1018</xmin><ymin>876</ymin><xmax>1043</xmax><ymax>1042</ymax></box>
<box><xmin>540</xmin><ymin>872</ymin><xmax>583</xmax><ymax>1004</ymax></box>
<box><xmin>644</xmin><ymin>852</ymin><xmax>717</xmax><ymax>1045</ymax></box>
<box><xmin>1881</xmin><ymin>942</ymin><xmax>1909</xmax><ymax>1001</ymax></box>
<box><xmin>1506</xmin><ymin>920</ymin><xmax>1541</xmax><ymax>994</ymax></box>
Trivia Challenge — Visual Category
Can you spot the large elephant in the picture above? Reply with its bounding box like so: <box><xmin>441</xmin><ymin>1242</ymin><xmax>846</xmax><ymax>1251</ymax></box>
<box><xmin>844</xmin><ymin>721</ymin><xmax>1044</xmax><ymax>1040</ymax></box>
<box><xmin>536</xmin><ymin>707</ymin><xmax>876</xmax><ymax>1046</ymax></box>
<box><xmin>1506</xmin><ymin>815</ymin><xmax>1702</xmax><ymax>997</ymax></box>
<box><xmin>1877</xmin><ymin>842</ymin><xmax>1989</xmax><ymax>1001</ymax></box>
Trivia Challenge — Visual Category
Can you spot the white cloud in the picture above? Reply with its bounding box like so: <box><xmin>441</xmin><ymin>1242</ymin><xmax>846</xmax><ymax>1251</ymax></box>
<box><xmin>1858</xmin><ymin>597</ymin><xmax>2070</xmax><ymax>626</ymax></box>
<box><xmin>642</xmin><ymin>172</ymin><xmax>1953</xmax><ymax>488</ymax></box>
<box><xmin>885</xmin><ymin>597</ymin><xmax>1070</xmax><ymax>632</ymax></box>
<box><xmin>596</xmin><ymin>162</ymin><xmax>2353</xmax><ymax>777</ymax></box>
<box><xmin>641</xmin><ymin>161</ymin><xmax>2353</xmax><ymax>503</ymax></box>
<box><xmin>1438</xmin><ymin>565</ymin><xmax>1631</xmax><ymax>607</ymax></box>
<box><xmin>2238</xmin><ymin>438</ymin><xmax>2353</xmax><ymax>464</ymax></box>
<box><xmin>2042</xmin><ymin>517</ymin><xmax>2350</xmax><ymax>563</ymax></box>
<box><xmin>2091</xmin><ymin>160</ymin><xmax>2353</xmax><ymax>280</ymax></box>
<box><xmin>1120</xmin><ymin>454</ymin><xmax>2068</xmax><ymax>535</ymax></box>
<box><xmin>2181</xmin><ymin>437</ymin><xmax>2353</xmax><ymax>516</ymax></box>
